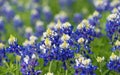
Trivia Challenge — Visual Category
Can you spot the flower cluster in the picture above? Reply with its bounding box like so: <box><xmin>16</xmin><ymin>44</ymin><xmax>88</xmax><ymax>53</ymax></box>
<box><xmin>107</xmin><ymin>53</ymin><xmax>120</xmax><ymax>73</ymax></box>
<box><xmin>106</xmin><ymin>8</ymin><xmax>120</xmax><ymax>51</ymax></box>
<box><xmin>39</xmin><ymin>21</ymin><xmax>74</xmax><ymax>67</ymax></box>
<box><xmin>74</xmin><ymin>54</ymin><xmax>97</xmax><ymax>75</ymax></box>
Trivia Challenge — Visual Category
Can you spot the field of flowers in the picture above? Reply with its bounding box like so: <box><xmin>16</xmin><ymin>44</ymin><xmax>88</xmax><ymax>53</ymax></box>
<box><xmin>0</xmin><ymin>0</ymin><xmax>120</xmax><ymax>75</ymax></box>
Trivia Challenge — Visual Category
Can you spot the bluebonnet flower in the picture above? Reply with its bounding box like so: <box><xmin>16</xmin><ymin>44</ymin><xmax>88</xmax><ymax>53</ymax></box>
<box><xmin>75</xmin><ymin>19</ymin><xmax>98</xmax><ymax>55</ymax></box>
<box><xmin>54</xmin><ymin>11</ymin><xmax>69</xmax><ymax>23</ymax></box>
<box><xmin>47</xmin><ymin>22</ymin><xmax>55</xmax><ymax>30</ymax></box>
<box><xmin>0</xmin><ymin>0</ymin><xmax>5</xmax><ymax>7</ymax></box>
<box><xmin>39</xmin><ymin>21</ymin><xmax>74</xmax><ymax>68</ymax></box>
<box><xmin>32</xmin><ymin>4</ymin><xmax>42</xmax><ymax>13</ymax></box>
<box><xmin>30</xmin><ymin>9</ymin><xmax>40</xmax><ymax>25</ymax></box>
<box><xmin>17</xmin><ymin>2</ymin><xmax>25</xmax><ymax>11</ymax></box>
<box><xmin>25</xmin><ymin>27</ymin><xmax>33</xmax><ymax>39</ymax></box>
<box><xmin>42</xmin><ymin>6</ymin><xmax>53</xmax><ymax>23</ymax></box>
<box><xmin>7</xmin><ymin>35</ymin><xmax>23</xmax><ymax>55</ymax></box>
<box><xmin>59</xmin><ymin>0</ymin><xmax>76</xmax><ymax>10</ymax></box>
<box><xmin>88</xmin><ymin>11</ymin><xmax>102</xmax><ymax>37</ymax></box>
<box><xmin>0</xmin><ymin>43</ymin><xmax>6</xmax><ymax>65</ymax></box>
<box><xmin>73</xmin><ymin>13</ymin><xmax>83</xmax><ymax>24</ymax></box>
<box><xmin>35</xmin><ymin>20</ymin><xmax>45</xmax><ymax>37</ymax></box>
<box><xmin>110</xmin><ymin>0</ymin><xmax>120</xmax><ymax>10</ymax></box>
<box><xmin>92</xmin><ymin>0</ymin><xmax>110</xmax><ymax>12</ymax></box>
<box><xmin>21</xmin><ymin>35</ymin><xmax>41</xmax><ymax>75</ymax></box>
<box><xmin>3</xmin><ymin>4</ymin><xmax>15</xmax><ymax>21</ymax></box>
<box><xmin>74</xmin><ymin>54</ymin><xmax>97</xmax><ymax>75</ymax></box>
<box><xmin>107</xmin><ymin>53</ymin><xmax>120</xmax><ymax>73</ymax></box>
<box><xmin>106</xmin><ymin>8</ymin><xmax>120</xmax><ymax>51</ymax></box>
<box><xmin>88</xmin><ymin>11</ymin><xmax>101</xmax><ymax>26</ymax></box>
<box><xmin>21</xmin><ymin>54</ymin><xmax>41</xmax><ymax>75</ymax></box>
<box><xmin>13</xmin><ymin>15</ymin><xmax>23</xmax><ymax>29</ymax></box>
<box><xmin>0</xmin><ymin>16</ymin><xmax>5</xmax><ymax>32</ymax></box>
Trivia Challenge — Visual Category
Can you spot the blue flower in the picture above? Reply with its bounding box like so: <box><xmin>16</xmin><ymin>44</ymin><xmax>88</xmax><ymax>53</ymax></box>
<box><xmin>74</xmin><ymin>54</ymin><xmax>97</xmax><ymax>75</ymax></box>
<box><xmin>42</xmin><ymin>6</ymin><xmax>53</xmax><ymax>23</ymax></box>
<box><xmin>106</xmin><ymin>8</ymin><xmax>120</xmax><ymax>51</ymax></box>
<box><xmin>30</xmin><ymin>9</ymin><xmax>40</xmax><ymax>25</ymax></box>
<box><xmin>13</xmin><ymin>15</ymin><xmax>23</xmax><ymax>29</ymax></box>
<box><xmin>0</xmin><ymin>43</ymin><xmax>6</xmax><ymax>65</ymax></box>
<box><xmin>73</xmin><ymin>13</ymin><xmax>83</xmax><ymax>24</ymax></box>
<box><xmin>107</xmin><ymin>53</ymin><xmax>120</xmax><ymax>73</ymax></box>
<box><xmin>0</xmin><ymin>16</ymin><xmax>5</xmax><ymax>32</ymax></box>
<box><xmin>92</xmin><ymin>0</ymin><xmax>110</xmax><ymax>12</ymax></box>
<box><xmin>35</xmin><ymin>20</ymin><xmax>45</xmax><ymax>37</ymax></box>
<box><xmin>54</xmin><ymin>11</ymin><xmax>69</xmax><ymax>23</ymax></box>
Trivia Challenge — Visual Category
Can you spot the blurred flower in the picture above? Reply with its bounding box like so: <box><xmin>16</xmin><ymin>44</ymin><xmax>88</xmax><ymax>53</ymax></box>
<box><xmin>54</xmin><ymin>11</ymin><xmax>69</xmax><ymax>23</ymax></box>
<box><xmin>96</xmin><ymin>56</ymin><xmax>105</xmax><ymax>63</ymax></box>
<box><xmin>42</xmin><ymin>6</ymin><xmax>53</xmax><ymax>23</ymax></box>
<box><xmin>0</xmin><ymin>16</ymin><xmax>5</xmax><ymax>32</ymax></box>
<box><xmin>13</xmin><ymin>15</ymin><xmax>23</xmax><ymax>29</ymax></box>
<box><xmin>92</xmin><ymin>0</ymin><xmax>110</xmax><ymax>12</ymax></box>
<box><xmin>0</xmin><ymin>43</ymin><xmax>6</xmax><ymax>65</ymax></box>
<box><xmin>73</xmin><ymin>13</ymin><xmax>83</xmax><ymax>24</ymax></box>
<box><xmin>59</xmin><ymin>0</ymin><xmax>76</xmax><ymax>10</ymax></box>
<box><xmin>30</xmin><ymin>9</ymin><xmax>40</xmax><ymax>25</ymax></box>
<box><xmin>35</xmin><ymin>20</ymin><xmax>45</xmax><ymax>37</ymax></box>
<box><xmin>25</xmin><ymin>27</ymin><xmax>33</xmax><ymax>39</ymax></box>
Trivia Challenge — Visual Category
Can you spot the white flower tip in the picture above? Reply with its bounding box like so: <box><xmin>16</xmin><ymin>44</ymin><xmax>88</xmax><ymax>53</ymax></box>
<box><xmin>62</xmin><ymin>22</ymin><xmax>71</xmax><ymax>28</ymax></box>
<box><xmin>61</xmin><ymin>34</ymin><xmax>70</xmax><ymax>41</ymax></box>
<box><xmin>60</xmin><ymin>41</ymin><xmax>69</xmax><ymax>49</ymax></box>
<box><xmin>36</xmin><ymin>20</ymin><xmax>44</xmax><ymax>27</ymax></box>
<box><xmin>78</xmin><ymin>37</ymin><xmax>85</xmax><ymax>44</ymax></box>
<box><xmin>8</xmin><ymin>35</ymin><xmax>16</xmax><ymax>44</ymax></box>
<box><xmin>0</xmin><ymin>43</ymin><xmax>5</xmax><ymax>49</ymax></box>
<box><xmin>25</xmin><ymin>27</ymin><xmax>33</xmax><ymax>33</ymax></box>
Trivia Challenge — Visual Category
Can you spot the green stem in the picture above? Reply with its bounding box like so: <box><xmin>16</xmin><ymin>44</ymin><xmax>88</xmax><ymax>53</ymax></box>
<box><xmin>65</xmin><ymin>70</ymin><xmax>68</xmax><ymax>75</ymax></box>
<box><xmin>49</xmin><ymin>61</ymin><xmax>53</xmax><ymax>72</ymax></box>
<box><xmin>99</xmin><ymin>63</ymin><xmax>102</xmax><ymax>75</ymax></box>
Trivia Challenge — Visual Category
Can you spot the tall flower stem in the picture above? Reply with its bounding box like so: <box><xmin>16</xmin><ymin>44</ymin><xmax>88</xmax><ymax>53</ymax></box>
<box><xmin>49</xmin><ymin>61</ymin><xmax>53</xmax><ymax>72</ymax></box>
<box><xmin>65</xmin><ymin>70</ymin><xmax>68</xmax><ymax>75</ymax></box>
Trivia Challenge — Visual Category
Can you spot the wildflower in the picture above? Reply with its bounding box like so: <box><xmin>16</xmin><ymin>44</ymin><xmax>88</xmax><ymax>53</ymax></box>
<box><xmin>77</xmin><ymin>37</ymin><xmax>85</xmax><ymax>44</ymax></box>
<box><xmin>54</xmin><ymin>11</ymin><xmax>69</xmax><ymax>23</ymax></box>
<box><xmin>92</xmin><ymin>0</ymin><xmax>110</xmax><ymax>12</ymax></box>
<box><xmin>25</xmin><ymin>27</ymin><xmax>33</xmax><ymax>39</ymax></box>
<box><xmin>106</xmin><ymin>9</ymin><xmax>120</xmax><ymax>51</ymax></box>
<box><xmin>0</xmin><ymin>16</ymin><xmax>5</xmax><ymax>31</ymax></box>
<box><xmin>35</xmin><ymin>20</ymin><xmax>45</xmax><ymax>37</ymax></box>
<box><xmin>8</xmin><ymin>35</ymin><xmax>17</xmax><ymax>45</ymax></box>
<box><xmin>30</xmin><ymin>9</ymin><xmax>40</xmax><ymax>25</ymax></box>
<box><xmin>107</xmin><ymin>53</ymin><xmax>120</xmax><ymax>73</ymax></box>
<box><xmin>74</xmin><ymin>54</ymin><xmax>97</xmax><ymax>75</ymax></box>
<box><xmin>60</xmin><ymin>41</ymin><xmax>69</xmax><ymax>49</ymax></box>
<box><xmin>42</xmin><ymin>6</ymin><xmax>53</xmax><ymax>22</ymax></box>
<box><xmin>73</xmin><ymin>13</ymin><xmax>83</xmax><ymax>24</ymax></box>
<box><xmin>13</xmin><ymin>15</ymin><xmax>23</xmax><ymax>29</ymax></box>
<box><xmin>0</xmin><ymin>43</ymin><xmax>5</xmax><ymax>65</ymax></box>
<box><xmin>96</xmin><ymin>56</ymin><xmax>105</xmax><ymax>63</ymax></box>
<box><xmin>7</xmin><ymin>35</ymin><xmax>23</xmax><ymax>55</ymax></box>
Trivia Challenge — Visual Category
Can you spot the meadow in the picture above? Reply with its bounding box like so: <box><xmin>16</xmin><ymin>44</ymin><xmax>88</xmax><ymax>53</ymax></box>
<box><xmin>0</xmin><ymin>0</ymin><xmax>120</xmax><ymax>75</ymax></box>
